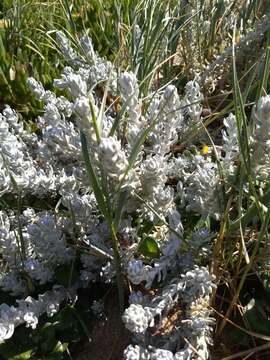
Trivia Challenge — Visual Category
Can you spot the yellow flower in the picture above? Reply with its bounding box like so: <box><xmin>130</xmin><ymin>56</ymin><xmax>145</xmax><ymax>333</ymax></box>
<box><xmin>200</xmin><ymin>144</ymin><xmax>209</xmax><ymax>155</ymax></box>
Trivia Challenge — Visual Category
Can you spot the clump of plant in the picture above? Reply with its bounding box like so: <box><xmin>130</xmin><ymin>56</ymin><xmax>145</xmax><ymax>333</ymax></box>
<box><xmin>0</xmin><ymin>30</ymin><xmax>219</xmax><ymax>359</ymax></box>
<box><xmin>0</xmin><ymin>18</ymin><xmax>270</xmax><ymax>358</ymax></box>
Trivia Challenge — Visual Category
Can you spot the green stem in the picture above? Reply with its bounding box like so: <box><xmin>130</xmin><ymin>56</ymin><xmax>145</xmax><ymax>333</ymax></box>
<box><xmin>110</xmin><ymin>222</ymin><xmax>124</xmax><ymax>313</ymax></box>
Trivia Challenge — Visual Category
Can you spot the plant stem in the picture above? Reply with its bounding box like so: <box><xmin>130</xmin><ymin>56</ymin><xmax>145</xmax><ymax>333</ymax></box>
<box><xmin>110</xmin><ymin>221</ymin><xmax>124</xmax><ymax>313</ymax></box>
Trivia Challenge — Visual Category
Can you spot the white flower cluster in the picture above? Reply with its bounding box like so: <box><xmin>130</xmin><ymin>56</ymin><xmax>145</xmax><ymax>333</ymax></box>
<box><xmin>98</xmin><ymin>136</ymin><xmax>129</xmax><ymax>182</ymax></box>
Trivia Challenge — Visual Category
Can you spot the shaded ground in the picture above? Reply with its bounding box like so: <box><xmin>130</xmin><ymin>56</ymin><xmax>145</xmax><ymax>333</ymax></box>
<box><xmin>72</xmin><ymin>289</ymin><xmax>131</xmax><ymax>360</ymax></box>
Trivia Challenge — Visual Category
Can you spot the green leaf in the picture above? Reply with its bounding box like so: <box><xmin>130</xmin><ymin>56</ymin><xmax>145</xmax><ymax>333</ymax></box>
<box><xmin>0</xmin><ymin>342</ymin><xmax>34</xmax><ymax>360</ymax></box>
<box><xmin>53</xmin><ymin>341</ymin><xmax>68</xmax><ymax>353</ymax></box>
<box><xmin>10</xmin><ymin>350</ymin><xmax>33</xmax><ymax>360</ymax></box>
<box><xmin>138</xmin><ymin>237</ymin><xmax>160</xmax><ymax>259</ymax></box>
<box><xmin>80</xmin><ymin>131</ymin><xmax>109</xmax><ymax>221</ymax></box>
<box><xmin>40</xmin><ymin>323</ymin><xmax>57</xmax><ymax>354</ymax></box>
<box><xmin>47</xmin><ymin>341</ymin><xmax>69</xmax><ymax>359</ymax></box>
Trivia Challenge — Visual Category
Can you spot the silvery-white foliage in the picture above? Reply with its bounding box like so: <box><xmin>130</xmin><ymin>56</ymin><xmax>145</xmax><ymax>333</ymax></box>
<box><xmin>60</xmin><ymin>189</ymin><xmax>97</xmax><ymax>231</ymax></box>
<box><xmin>117</xmin><ymin>216</ymin><xmax>137</xmax><ymax>244</ymax></box>
<box><xmin>0</xmin><ymin>210</ymin><xmax>75</xmax><ymax>294</ymax></box>
<box><xmin>163</xmin><ymin>209</ymin><xmax>183</xmax><ymax>256</ymax></box>
<box><xmin>170</xmin><ymin>152</ymin><xmax>223</xmax><ymax>219</ymax></box>
<box><xmin>140</xmin><ymin>154</ymin><xmax>167</xmax><ymax>196</ymax></box>
<box><xmin>123</xmin><ymin>345</ymin><xmax>193</xmax><ymax>360</ymax></box>
<box><xmin>127</xmin><ymin>259</ymin><xmax>146</xmax><ymax>285</ymax></box>
<box><xmin>181</xmin><ymin>316</ymin><xmax>210</xmax><ymax>359</ymax></box>
<box><xmin>0</xmin><ymin>286</ymin><xmax>67</xmax><ymax>342</ymax></box>
<box><xmin>0</xmin><ymin>108</ymin><xmax>56</xmax><ymax>196</ymax></box>
<box><xmin>0</xmin><ymin>211</ymin><xmax>20</xmax><ymax>269</ymax></box>
<box><xmin>2</xmin><ymin>105</ymin><xmax>20</xmax><ymax>129</ymax></box>
<box><xmin>0</xmin><ymin>32</ymin><xmax>221</xmax><ymax>359</ymax></box>
<box><xmin>100</xmin><ymin>261</ymin><xmax>116</xmax><ymax>283</ymax></box>
<box><xmin>200</xmin><ymin>9</ymin><xmax>270</xmax><ymax>89</ymax></box>
<box><xmin>27</xmin><ymin>77</ymin><xmax>46</xmax><ymax>101</ymax></box>
<box><xmin>185</xmin><ymin>158</ymin><xmax>222</xmax><ymax>219</ymax></box>
<box><xmin>147</xmin><ymin>186</ymin><xmax>175</xmax><ymax>221</ymax></box>
<box><xmin>129</xmin><ymin>291</ymin><xmax>148</xmax><ymax>306</ymax></box>
<box><xmin>180</xmin><ymin>266</ymin><xmax>215</xmax><ymax>303</ymax></box>
<box><xmin>98</xmin><ymin>136</ymin><xmax>129</xmax><ymax>181</ymax></box>
<box><xmin>124</xmin><ymin>344</ymin><xmax>151</xmax><ymax>360</ymax></box>
<box><xmin>147</xmin><ymin>85</ymin><xmax>182</xmax><ymax>155</ymax></box>
<box><xmin>190</xmin><ymin>228</ymin><xmax>214</xmax><ymax>258</ymax></box>
<box><xmin>252</xmin><ymin>95</ymin><xmax>270</xmax><ymax>179</ymax></box>
<box><xmin>174</xmin><ymin>347</ymin><xmax>193</xmax><ymax>360</ymax></box>
<box><xmin>122</xmin><ymin>304</ymin><xmax>154</xmax><ymax>334</ymax></box>
<box><xmin>80</xmin><ymin>35</ymin><xmax>96</xmax><ymax>64</ymax></box>
<box><xmin>144</xmin><ymin>257</ymin><xmax>171</xmax><ymax>289</ymax></box>
<box><xmin>150</xmin><ymin>349</ymin><xmax>175</xmax><ymax>360</ymax></box>
<box><xmin>0</xmin><ymin>304</ymin><xmax>16</xmax><ymax>342</ymax></box>
<box><xmin>27</xmin><ymin>78</ymin><xmax>73</xmax><ymax>118</ymax></box>
<box><xmin>222</xmin><ymin>113</ymin><xmax>239</xmax><ymax>173</ymax></box>
<box><xmin>181</xmin><ymin>297</ymin><xmax>215</xmax><ymax>360</ymax></box>
<box><xmin>123</xmin><ymin>266</ymin><xmax>215</xmax><ymax>358</ymax></box>
<box><xmin>27</xmin><ymin>212</ymin><xmax>74</xmax><ymax>268</ymax></box>
<box><xmin>24</xmin><ymin>259</ymin><xmax>53</xmax><ymax>285</ymax></box>
<box><xmin>54</xmin><ymin>67</ymin><xmax>87</xmax><ymax>98</ymax></box>
<box><xmin>80</xmin><ymin>254</ymin><xmax>101</xmax><ymax>286</ymax></box>
<box><xmin>56</xmin><ymin>31</ymin><xmax>81</xmax><ymax>66</ymax></box>
<box><xmin>181</xmin><ymin>80</ymin><xmax>203</xmax><ymax>126</ymax></box>
<box><xmin>56</xmin><ymin>31</ymin><xmax>117</xmax><ymax>91</ymax></box>
<box><xmin>41</xmin><ymin>119</ymin><xmax>81</xmax><ymax>164</ymax></box>
<box><xmin>73</xmin><ymin>95</ymin><xmax>92</xmax><ymax>130</ymax></box>
<box><xmin>0</xmin><ymin>272</ymin><xmax>27</xmax><ymax>297</ymax></box>
<box><xmin>127</xmin><ymin>253</ymin><xmax>177</xmax><ymax>289</ymax></box>
<box><xmin>119</xmin><ymin>72</ymin><xmax>144</xmax><ymax>149</ymax></box>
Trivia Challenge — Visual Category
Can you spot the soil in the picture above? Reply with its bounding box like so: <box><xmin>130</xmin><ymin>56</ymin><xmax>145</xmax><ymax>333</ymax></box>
<box><xmin>73</xmin><ymin>289</ymin><xmax>131</xmax><ymax>360</ymax></box>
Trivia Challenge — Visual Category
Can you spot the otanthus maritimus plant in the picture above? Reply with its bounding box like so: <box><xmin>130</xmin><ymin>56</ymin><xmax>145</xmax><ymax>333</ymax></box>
<box><xmin>4</xmin><ymin>27</ymin><xmax>270</xmax><ymax>359</ymax></box>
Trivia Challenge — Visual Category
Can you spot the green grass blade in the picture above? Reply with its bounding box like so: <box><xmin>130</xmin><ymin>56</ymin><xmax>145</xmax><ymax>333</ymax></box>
<box><xmin>80</xmin><ymin>131</ymin><xmax>109</xmax><ymax>220</ymax></box>
<box><xmin>255</xmin><ymin>29</ymin><xmax>270</xmax><ymax>102</ymax></box>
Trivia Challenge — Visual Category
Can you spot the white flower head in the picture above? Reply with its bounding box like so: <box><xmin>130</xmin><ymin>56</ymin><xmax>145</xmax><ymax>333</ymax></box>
<box><xmin>124</xmin><ymin>345</ymin><xmax>150</xmax><ymax>360</ymax></box>
<box><xmin>150</xmin><ymin>349</ymin><xmax>175</xmax><ymax>360</ymax></box>
<box><xmin>98</xmin><ymin>136</ymin><xmax>128</xmax><ymax>180</ymax></box>
<box><xmin>255</xmin><ymin>95</ymin><xmax>270</xmax><ymax>124</ymax></box>
<box><xmin>122</xmin><ymin>304</ymin><xmax>153</xmax><ymax>333</ymax></box>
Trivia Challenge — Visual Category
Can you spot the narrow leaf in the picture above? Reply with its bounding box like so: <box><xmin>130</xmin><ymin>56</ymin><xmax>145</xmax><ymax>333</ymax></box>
<box><xmin>80</xmin><ymin>131</ymin><xmax>109</xmax><ymax>219</ymax></box>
